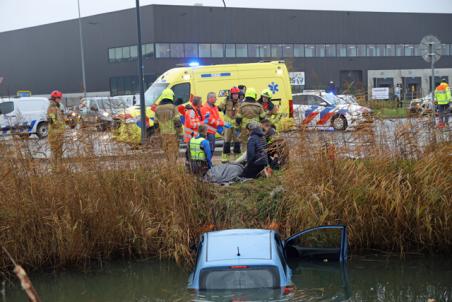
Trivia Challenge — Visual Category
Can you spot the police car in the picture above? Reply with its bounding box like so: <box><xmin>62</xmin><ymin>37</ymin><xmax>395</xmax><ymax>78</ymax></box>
<box><xmin>0</xmin><ymin>97</ymin><xmax>50</xmax><ymax>138</ymax></box>
<box><xmin>292</xmin><ymin>92</ymin><xmax>373</xmax><ymax>130</ymax></box>
<box><xmin>188</xmin><ymin>225</ymin><xmax>348</xmax><ymax>291</ymax></box>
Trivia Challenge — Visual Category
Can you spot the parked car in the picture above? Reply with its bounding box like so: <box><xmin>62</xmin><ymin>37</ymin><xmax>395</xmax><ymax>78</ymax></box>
<box><xmin>292</xmin><ymin>92</ymin><xmax>373</xmax><ymax>130</ymax></box>
<box><xmin>0</xmin><ymin>97</ymin><xmax>49</xmax><ymax>138</ymax></box>
<box><xmin>79</xmin><ymin>97</ymin><xmax>128</xmax><ymax>131</ymax></box>
<box><xmin>409</xmin><ymin>93</ymin><xmax>434</xmax><ymax>115</ymax></box>
<box><xmin>337</xmin><ymin>94</ymin><xmax>359</xmax><ymax>105</ymax></box>
<box><xmin>188</xmin><ymin>225</ymin><xmax>348</xmax><ymax>291</ymax></box>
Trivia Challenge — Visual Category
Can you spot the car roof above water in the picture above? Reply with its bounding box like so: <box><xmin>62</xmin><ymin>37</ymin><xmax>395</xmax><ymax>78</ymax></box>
<box><xmin>205</xmin><ymin>229</ymin><xmax>273</xmax><ymax>263</ymax></box>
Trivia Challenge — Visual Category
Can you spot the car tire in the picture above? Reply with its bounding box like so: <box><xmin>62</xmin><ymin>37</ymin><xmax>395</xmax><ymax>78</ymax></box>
<box><xmin>332</xmin><ymin>115</ymin><xmax>347</xmax><ymax>131</ymax></box>
<box><xmin>36</xmin><ymin>122</ymin><xmax>49</xmax><ymax>139</ymax></box>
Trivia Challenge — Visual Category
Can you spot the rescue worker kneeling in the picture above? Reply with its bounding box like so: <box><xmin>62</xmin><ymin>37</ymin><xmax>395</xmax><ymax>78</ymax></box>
<box><xmin>154</xmin><ymin>88</ymin><xmax>181</xmax><ymax>161</ymax></box>
<box><xmin>186</xmin><ymin>125</ymin><xmax>212</xmax><ymax>177</ymax></box>
<box><xmin>241</xmin><ymin>122</ymin><xmax>268</xmax><ymax>179</ymax></box>
<box><xmin>261</xmin><ymin>119</ymin><xmax>289</xmax><ymax>170</ymax></box>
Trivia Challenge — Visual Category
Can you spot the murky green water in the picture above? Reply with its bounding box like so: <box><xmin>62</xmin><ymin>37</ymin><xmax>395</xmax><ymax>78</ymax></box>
<box><xmin>3</xmin><ymin>255</ymin><xmax>452</xmax><ymax>301</ymax></box>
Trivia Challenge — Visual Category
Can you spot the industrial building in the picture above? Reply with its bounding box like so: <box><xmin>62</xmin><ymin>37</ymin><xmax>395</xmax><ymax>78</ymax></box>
<box><xmin>0</xmin><ymin>4</ymin><xmax>451</xmax><ymax>100</ymax></box>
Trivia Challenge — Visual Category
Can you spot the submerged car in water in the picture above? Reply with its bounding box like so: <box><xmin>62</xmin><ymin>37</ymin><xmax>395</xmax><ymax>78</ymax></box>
<box><xmin>188</xmin><ymin>225</ymin><xmax>348</xmax><ymax>291</ymax></box>
<box><xmin>292</xmin><ymin>92</ymin><xmax>373</xmax><ymax>130</ymax></box>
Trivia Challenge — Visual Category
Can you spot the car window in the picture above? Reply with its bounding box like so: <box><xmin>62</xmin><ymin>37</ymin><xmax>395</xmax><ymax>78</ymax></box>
<box><xmin>0</xmin><ymin>102</ymin><xmax>14</xmax><ymax>115</ymax></box>
<box><xmin>199</xmin><ymin>266</ymin><xmax>280</xmax><ymax>290</ymax></box>
<box><xmin>293</xmin><ymin>95</ymin><xmax>308</xmax><ymax>105</ymax></box>
<box><xmin>172</xmin><ymin>83</ymin><xmax>191</xmax><ymax>106</ymax></box>
<box><xmin>308</xmin><ymin>95</ymin><xmax>323</xmax><ymax>106</ymax></box>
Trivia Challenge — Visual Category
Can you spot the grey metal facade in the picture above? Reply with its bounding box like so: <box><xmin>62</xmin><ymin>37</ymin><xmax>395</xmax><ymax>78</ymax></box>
<box><xmin>0</xmin><ymin>4</ymin><xmax>451</xmax><ymax>96</ymax></box>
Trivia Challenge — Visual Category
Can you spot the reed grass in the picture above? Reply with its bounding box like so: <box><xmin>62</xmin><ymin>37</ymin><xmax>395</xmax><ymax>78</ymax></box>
<box><xmin>0</xmin><ymin>123</ymin><xmax>450</xmax><ymax>274</ymax></box>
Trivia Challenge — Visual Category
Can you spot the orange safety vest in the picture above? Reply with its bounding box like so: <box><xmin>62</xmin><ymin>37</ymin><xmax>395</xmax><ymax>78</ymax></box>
<box><xmin>201</xmin><ymin>103</ymin><xmax>224</xmax><ymax>134</ymax></box>
<box><xmin>183</xmin><ymin>107</ymin><xmax>202</xmax><ymax>143</ymax></box>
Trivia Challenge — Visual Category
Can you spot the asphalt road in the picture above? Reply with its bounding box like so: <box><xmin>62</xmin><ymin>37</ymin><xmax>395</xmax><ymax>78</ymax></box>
<box><xmin>1</xmin><ymin>118</ymin><xmax>450</xmax><ymax>162</ymax></box>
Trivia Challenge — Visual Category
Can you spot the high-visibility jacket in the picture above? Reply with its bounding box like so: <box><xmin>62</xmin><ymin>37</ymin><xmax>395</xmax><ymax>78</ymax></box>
<box><xmin>201</xmin><ymin>103</ymin><xmax>224</xmax><ymax>134</ymax></box>
<box><xmin>47</xmin><ymin>101</ymin><xmax>65</xmax><ymax>131</ymax></box>
<box><xmin>435</xmin><ymin>83</ymin><xmax>451</xmax><ymax>105</ymax></box>
<box><xmin>154</xmin><ymin>99</ymin><xmax>180</xmax><ymax>135</ymax></box>
<box><xmin>218</xmin><ymin>98</ymin><xmax>240</xmax><ymax>124</ymax></box>
<box><xmin>189</xmin><ymin>137</ymin><xmax>207</xmax><ymax>160</ymax></box>
<box><xmin>184</xmin><ymin>106</ymin><xmax>203</xmax><ymax>143</ymax></box>
<box><xmin>236</xmin><ymin>98</ymin><xmax>266</xmax><ymax>128</ymax></box>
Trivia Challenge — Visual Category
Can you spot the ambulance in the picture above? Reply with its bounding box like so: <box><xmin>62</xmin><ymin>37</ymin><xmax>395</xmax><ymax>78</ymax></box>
<box><xmin>115</xmin><ymin>61</ymin><xmax>295</xmax><ymax>143</ymax></box>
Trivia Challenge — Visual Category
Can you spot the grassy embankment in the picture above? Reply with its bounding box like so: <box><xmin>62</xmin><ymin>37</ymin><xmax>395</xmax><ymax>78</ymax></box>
<box><xmin>0</xmin><ymin>127</ymin><xmax>450</xmax><ymax>274</ymax></box>
<box><xmin>360</xmin><ymin>99</ymin><xmax>410</xmax><ymax>119</ymax></box>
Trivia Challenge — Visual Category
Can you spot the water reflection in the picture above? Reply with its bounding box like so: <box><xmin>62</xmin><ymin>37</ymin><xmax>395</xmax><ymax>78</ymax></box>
<box><xmin>3</xmin><ymin>256</ymin><xmax>452</xmax><ymax>301</ymax></box>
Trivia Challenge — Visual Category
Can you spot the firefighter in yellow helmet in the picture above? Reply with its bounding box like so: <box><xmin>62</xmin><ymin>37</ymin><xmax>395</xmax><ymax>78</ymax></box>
<box><xmin>47</xmin><ymin>90</ymin><xmax>65</xmax><ymax>167</ymax></box>
<box><xmin>154</xmin><ymin>88</ymin><xmax>181</xmax><ymax>161</ymax></box>
<box><xmin>258</xmin><ymin>88</ymin><xmax>281</xmax><ymax>125</ymax></box>
<box><xmin>235</xmin><ymin>87</ymin><xmax>266</xmax><ymax>148</ymax></box>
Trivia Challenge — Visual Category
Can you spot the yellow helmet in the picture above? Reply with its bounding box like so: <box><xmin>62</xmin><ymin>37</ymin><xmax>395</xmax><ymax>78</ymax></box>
<box><xmin>160</xmin><ymin>88</ymin><xmax>175</xmax><ymax>100</ymax></box>
<box><xmin>245</xmin><ymin>87</ymin><xmax>257</xmax><ymax>100</ymax></box>
<box><xmin>261</xmin><ymin>88</ymin><xmax>273</xmax><ymax>99</ymax></box>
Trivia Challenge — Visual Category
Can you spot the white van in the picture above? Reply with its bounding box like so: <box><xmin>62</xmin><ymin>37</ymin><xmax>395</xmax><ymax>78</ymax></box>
<box><xmin>0</xmin><ymin>97</ymin><xmax>50</xmax><ymax>138</ymax></box>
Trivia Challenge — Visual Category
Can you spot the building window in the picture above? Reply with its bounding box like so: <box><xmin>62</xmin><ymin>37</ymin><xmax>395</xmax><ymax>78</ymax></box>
<box><xmin>156</xmin><ymin>43</ymin><xmax>170</xmax><ymax>58</ymax></box>
<box><xmin>404</xmin><ymin>44</ymin><xmax>414</xmax><ymax>56</ymax></box>
<box><xmin>142</xmin><ymin>44</ymin><xmax>154</xmax><ymax>58</ymax></box>
<box><xmin>294</xmin><ymin>44</ymin><xmax>304</xmax><ymax>57</ymax></box>
<box><xmin>130</xmin><ymin>45</ymin><xmax>138</xmax><ymax>59</ymax></box>
<box><xmin>115</xmin><ymin>47</ymin><xmax>122</xmax><ymax>61</ymax></box>
<box><xmin>395</xmin><ymin>44</ymin><xmax>404</xmax><ymax>56</ymax></box>
<box><xmin>366</xmin><ymin>44</ymin><xmax>376</xmax><ymax>56</ymax></box>
<box><xmin>357</xmin><ymin>44</ymin><xmax>366</xmax><ymax>56</ymax></box>
<box><xmin>347</xmin><ymin>45</ymin><xmax>357</xmax><ymax>57</ymax></box>
<box><xmin>325</xmin><ymin>44</ymin><xmax>336</xmax><ymax>57</ymax></box>
<box><xmin>248</xmin><ymin>44</ymin><xmax>258</xmax><ymax>57</ymax></box>
<box><xmin>271</xmin><ymin>45</ymin><xmax>282</xmax><ymax>58</ymax></box>
<box><xmin>376</xmin><ymin>44</ymin><xmax>385</xmax><ymax>56</ymax></box>
<box><xmin>122</xmin><ymin>47</ymin><xmax>131</xmax><ymax>60</ymax></box>
<box><xmin>211</xmin><ymin>44</ymin><xmax>224</xmax><ymax>57</ymax></box>
<box><xmin>108</xmin><ymin>49</ymin><xmax>115</xmax><ymax>62</ymax></box>
<box><xmin>199</xmin><ymin>44</ymin><xmax>211</xmax><ymax>57</ymax></box>
<box><xmin>386</xmin><ymin>44</ymin><xmax>395</xmax><ymax>56</ymax></box>
<box><xmin>225</xmin><ymin>44</ymin><xmax>235</xmax><ymax>57</ymax></box>
<box><xmin>236</xmin><ymin>44</ymin><xmax>247</xmax><ymax>57</ymax></box>
<box><xmin>315</xmin><ymin>44</ymin><xmax>326</xmax><ymax>57</ymax></box>
<box><xmin>305</xmin><ymin>44</ymin><xmax>315</xmax><ymax>57</ymax></box>
<box><xmin>337</xmin><ymin>44</ymin><xmax>347</xmax><ymax>57</ymax></box>
<box><xmin>282</xmin><ymin>44</ymin><xmax>294</xmax><ymax>57</ymax></box>
<box><xmin>259</xmin><ymin>44</ymin><xmax>271</xmax><ymax>57</ymax></box>
<box><xmin>414</xmin><ymin>44</ymin><xmax>421</xmax><ymax>56</ymax></box>
<box><xmin>248</xmin><ymin>44</ymin><xmax>270</xmax><ymax>57</ymax></box>
<box><xmin>184</xmin><ymin>43</ymin><xmax>198</xmax><ymax>57</ymax></box>
<box><xmin>170</xmin><ymin>43</ymin><xmax>184</xmax><ymax>58</ymax></box>
<box><xmin>442</xmin><ymin>44</ymin><xmax>450</xmax><ymax>56</ymax></box>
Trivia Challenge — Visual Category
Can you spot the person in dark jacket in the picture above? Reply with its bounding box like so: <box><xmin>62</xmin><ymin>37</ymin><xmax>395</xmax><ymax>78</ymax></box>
<box><xmin>241</xmin><ymin>121</ymin><xmax>268</xmax><ymax>178</ymax></box>
<box><xmin>326</xmin><ymin>81</ymin><xmax>338</xmax><ymax>95</ymax></box>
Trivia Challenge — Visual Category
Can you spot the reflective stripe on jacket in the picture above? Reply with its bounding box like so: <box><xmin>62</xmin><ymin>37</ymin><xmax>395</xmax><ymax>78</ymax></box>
<box><xmin>189</xmin><ymin>137</ymin><xmax>207</xmax><ymax>160</ymax></box>
<box><xmin>184</xmin><ymin>107</ymin><xmax>202</xmax><ymax>143</ymax></box>
<box><xmin>154</xmin><ymin>100</ymin><xmax>180</xmax><ymax>135</ymax></box>
<box><xmin>201</xmin><ymin>103</ymin><xmax>224</xmax><ymax>134</ymax></box>
<box><xmin>435</xmin><ymin>83</ymin><xmax>451</xmax><ymax>105</ymax></box>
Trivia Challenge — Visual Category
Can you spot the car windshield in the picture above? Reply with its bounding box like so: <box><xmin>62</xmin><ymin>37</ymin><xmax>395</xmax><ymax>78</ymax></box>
<box><xmin>144</xmin><ymin>82</ymin><xmax>169</xmax><ymax>106</ymax></box>
<box><xmin>98</xmin><ymin>99</ymin><xmax>128</xmax><ymax>110</ymax></box>
<box><xmin>322</xmin><ymin>93</ymin><xmax>340</xmax><ymax>106</ymax></box>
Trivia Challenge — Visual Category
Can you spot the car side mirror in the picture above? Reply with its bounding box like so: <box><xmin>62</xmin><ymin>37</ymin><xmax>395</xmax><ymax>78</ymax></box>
<box><xmin>320</xmin><ymin>101</ymin><xmax>328</xmax><ymax>106</ymax></box>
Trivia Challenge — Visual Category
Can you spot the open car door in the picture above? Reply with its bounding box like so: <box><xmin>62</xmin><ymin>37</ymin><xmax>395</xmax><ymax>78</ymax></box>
<box><xmin>284</xmin><ymin>225</ymin><xmax>348</xmax><ymax>263</ymax></box>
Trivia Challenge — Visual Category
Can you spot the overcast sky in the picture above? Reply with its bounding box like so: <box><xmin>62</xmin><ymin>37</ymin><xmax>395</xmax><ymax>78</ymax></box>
<box><xmin>1</xmin><ymin>0</ymin><xmax>452</xmax><ymax>33</ymax></box>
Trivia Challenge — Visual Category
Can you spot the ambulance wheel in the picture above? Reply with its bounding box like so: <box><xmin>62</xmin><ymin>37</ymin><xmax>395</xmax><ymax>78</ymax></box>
<box><xmin>36</xmin><ymin>122</ymin><xmax>49</xmax><ymax>139</ymax></box>
<box><xmin>332</xmin><ymin>115</ymin><xmax>347</xmax><ymax>131</ymax></box>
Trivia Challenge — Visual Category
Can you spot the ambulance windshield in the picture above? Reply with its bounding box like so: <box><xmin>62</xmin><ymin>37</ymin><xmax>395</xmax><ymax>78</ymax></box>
<box><xmin>144</xmin><ymin>82</ymin><xmax>169</xmax><ymax>106</ymax></box>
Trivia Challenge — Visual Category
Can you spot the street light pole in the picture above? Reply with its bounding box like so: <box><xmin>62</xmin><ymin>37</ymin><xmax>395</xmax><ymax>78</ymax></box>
<box><xmin>135</xmin><ymin>0</ymin><xmax>146</xmax><ymax>144</ymax></box>
<box><xmin>77</xmin><ymin>0</ymin><xmax>87</xmax><ymax>98</ymax></box>
<box><xmin>429</xmin><ymin>43</ymin><xmax>436</xmax><ymax>126</ymax></box>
